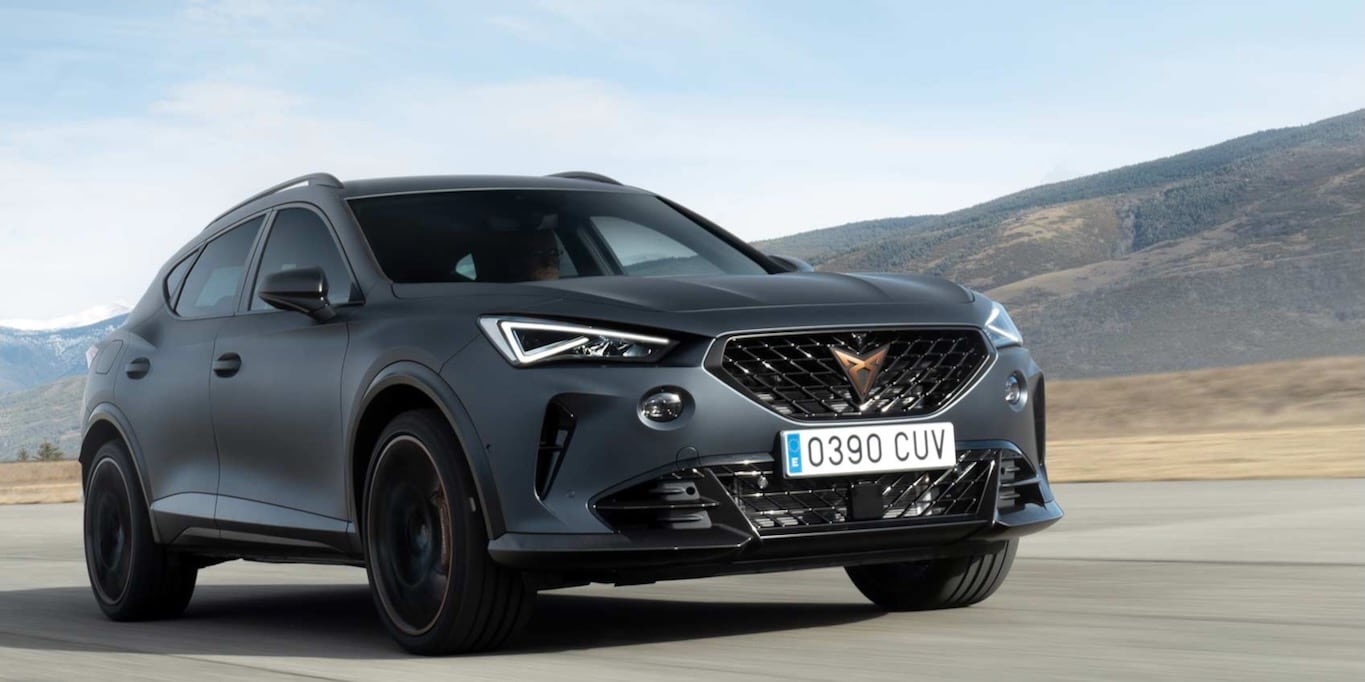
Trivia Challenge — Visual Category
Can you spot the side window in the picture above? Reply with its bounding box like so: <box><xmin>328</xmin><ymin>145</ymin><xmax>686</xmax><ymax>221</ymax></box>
<box><xmin>552</xmin><ymin>233</ymin><xmax>579</xmax><ymax>277</ymax></box>
<box><xmin>591</xmin><ymin>216</ymin><xmax>723</xmax><ymax>276</ymax></box>
<box><xmin>175</xmin><ymin>216</ymin><xmax>265</xmax><ymax>318</ymax></box>
<box><xmin>453</xmin><ymin>253</ymin><xmax>477</xmax><ymax>280</ymax></box>
<box><xmin>250</xmin><ymin>208</ymin><xmax>357</xmax><ymax>310</ymax></box>
<box><xmin>163</xmin><ymin>251</ymin><xmax>198</xmax><ymax>306</ymax></box>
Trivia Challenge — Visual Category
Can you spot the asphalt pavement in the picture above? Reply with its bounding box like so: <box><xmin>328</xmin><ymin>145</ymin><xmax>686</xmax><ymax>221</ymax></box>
<box><xmin>1</xmin><ymin>479</ymin><xmax>1361</xmax><ymax>681</ymax></box>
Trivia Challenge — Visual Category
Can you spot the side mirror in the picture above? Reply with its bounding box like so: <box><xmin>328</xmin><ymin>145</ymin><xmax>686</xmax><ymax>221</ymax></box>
<box><xmin>258</xmin><ymin>267</ymin><xmax>335</xmax><ymax>322</ymax></box>
<box><xmin>768</xmin><ymin>254</ymin><xmax>815</xmax><ymax>273</ymax></box>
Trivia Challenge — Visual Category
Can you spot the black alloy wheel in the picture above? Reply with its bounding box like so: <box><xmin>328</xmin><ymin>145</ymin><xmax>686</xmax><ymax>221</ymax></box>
<box><xmin>367</xmin><ymin>433</ymin><xmax>454</xmax><ymax>636</ymax></box>
<box><xmin>363</xmin><ymin>409</ymin><xmax>533</xmax><ymax>654</ymax></box>
<box><xmin>86</xmin><ymin>457</ymin><xmax>134</xmax><ymax>604</ymax></box>
<box><xmin>82</xmin><ymin>440</ymin><xmax>198</xmax><ymax>621</ymax></box>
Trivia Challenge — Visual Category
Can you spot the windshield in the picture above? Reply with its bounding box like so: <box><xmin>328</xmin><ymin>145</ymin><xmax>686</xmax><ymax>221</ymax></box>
<box><xmin>348</xmin><ymin>189</ymin><xmax>768</xmax><ymax>283</ymax></box>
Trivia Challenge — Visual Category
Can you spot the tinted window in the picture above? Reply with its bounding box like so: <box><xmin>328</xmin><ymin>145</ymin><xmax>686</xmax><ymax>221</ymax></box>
<box><xmin>163</xmin><ymin>251</ymin><xmax>197</xmax><ymax>306</ymax></box>
<box><xmin>348</xmin><ymin>190</ymin><xmax>765</xmax><ymax>284</ymax></box>
<box><xmin>592</xmin><ymin>216</ymin><xmax>724</xmax><ymax>276</ymax></box>
<box><xmin>446</xmin><ymin>231</ymin><xmax>578</xmax><ymax>281</ymax></box>
<box><xmin>250</xmin><ymin>208</ymin><xmax>357</xmax><ymax>310</ymax></box>
<box><xmin>174</xmin><ymin>216</ymin><xmax>264</xmax><ymax>318</ymax></box>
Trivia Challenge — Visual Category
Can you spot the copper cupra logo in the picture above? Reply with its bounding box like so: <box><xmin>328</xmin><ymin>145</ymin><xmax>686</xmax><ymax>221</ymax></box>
<box><xmin>830</xmin><ymin>345</ymin><xmax>890</xmax><ymax>404</ymax></box>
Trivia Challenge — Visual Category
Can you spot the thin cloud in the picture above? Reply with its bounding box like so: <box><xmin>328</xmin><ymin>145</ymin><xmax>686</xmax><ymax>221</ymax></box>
<box><xmin>0</xmin><ymin>75</ymin><xmax>1062</xmax><ymax>317</ymax></box>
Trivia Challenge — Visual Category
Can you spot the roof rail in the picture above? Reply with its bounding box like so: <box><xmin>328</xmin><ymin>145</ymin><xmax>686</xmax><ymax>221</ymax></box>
<box><xmin>547</xmin><ymin>171</ymin><xmax>623</xmax><ymax>186</ymax></box>
<box><xmin>208</xmin><ymin>172</ymin><xmax>344</xmax><ymax>226</ymax></box>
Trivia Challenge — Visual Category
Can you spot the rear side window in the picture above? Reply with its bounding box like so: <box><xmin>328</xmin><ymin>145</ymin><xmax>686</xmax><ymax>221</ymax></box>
<box><xmin>174</xmin><ymin>216</ymin><xmax>265</xmax><ymax>318</ymax></box>
<box><xmin>163</xmin><ymin>251</ymin><xmax>197</xmax><ymax>305</ymax></box>
<box><xmin>249</xmin><ymin>208</ymin><xmax>358</xmax><ymax>310</ymax></box>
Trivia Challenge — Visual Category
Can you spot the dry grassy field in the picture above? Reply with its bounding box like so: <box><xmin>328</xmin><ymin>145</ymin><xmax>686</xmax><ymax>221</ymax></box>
<box><xmin>1046</xmin><ymin>356</ymin><xmax>1364</xmax><ymax>482</ymax></box>
<box><xmin>0</xmin><ymin>356</ymin><xmax>1360</xmax><ymax>503</ymax></box>
<box><xmin>0</xmin><ymin>461</ymin><xmax>79</xmax><ymax>505</ymax></box>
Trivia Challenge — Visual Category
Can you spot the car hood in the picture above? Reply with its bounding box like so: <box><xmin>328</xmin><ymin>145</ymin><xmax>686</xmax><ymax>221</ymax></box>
<box><xmin>513</xmin><ymin>272</ymin><xmax>972</xmax><ymax>312</ymax></box>
<box><xmin>397</xmin><ymin>272</ymin><xmax>969</xmax><ymax>311</ymax></box>
<box><xmin>392</xmin><ymin>272</ymin><xmax>983</xmax><ymax>338</ymax></box>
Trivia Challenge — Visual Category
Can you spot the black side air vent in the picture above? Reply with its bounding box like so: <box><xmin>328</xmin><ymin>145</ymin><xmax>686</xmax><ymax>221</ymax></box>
<box><xmin>998</xmin><ymin>450</ymin><xmax>1042</xmax><ymax>511</ymax></box>
<box><xmin>1034</xmin><ymin>376</ymin><xmax>1047</xmax><ymax>467</ymax></box>
<box><xmin>535</xmin><ymin>402</ymin><xmax>576</xmax><ymax>499</ymax></box>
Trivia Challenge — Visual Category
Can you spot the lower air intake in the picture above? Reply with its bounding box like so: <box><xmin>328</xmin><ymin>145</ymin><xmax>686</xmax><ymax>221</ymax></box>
<box><xmin>594</xmin><ymin>470</ymin><xmax>719</xmax><ymax>530</ymax></box>
<box><xmin>709</xmin><ymin>449</ymin><xmax>999</xmax><ymax>533</ymax></box>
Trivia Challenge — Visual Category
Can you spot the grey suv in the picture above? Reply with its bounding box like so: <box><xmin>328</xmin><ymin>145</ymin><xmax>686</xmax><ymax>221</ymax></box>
<box><xmin>80</xmin><ymin>172</ymin><xmax>1061</xmax><ymax>654</ymax></box>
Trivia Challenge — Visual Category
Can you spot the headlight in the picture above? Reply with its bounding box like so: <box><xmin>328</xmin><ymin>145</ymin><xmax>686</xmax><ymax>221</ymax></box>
<box><xmin>984</xmin><ymin>300</ymin><xmax>1023</xmax><ymax>349</ymax></box>
<box><xmin>479</xmin><ymin>317</ymin><xmax>674</xmax><ymax>366</ymax></box>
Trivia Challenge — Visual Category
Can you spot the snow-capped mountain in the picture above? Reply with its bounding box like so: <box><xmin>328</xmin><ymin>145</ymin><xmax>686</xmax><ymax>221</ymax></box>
<box><xmin>0</xmin><ymin>303</ymin><xmax>131</xmax><ymax>331</ymax></box>
<box><xmin>0</xmin><ymin>305</ymin><xmax>130</xmax><ymax>394</ymax></box>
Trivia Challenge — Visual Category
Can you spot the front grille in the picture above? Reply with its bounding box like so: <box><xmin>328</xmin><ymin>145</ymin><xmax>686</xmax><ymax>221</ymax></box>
<box><xmin>714</xmin><ymin>328</ymin><xmax>991</xmax><ymax>421</ymax></box>
<box><xmin>709</xmin><ymin>449</ymin><xmax>997</xmax><ymax>533</ymax></box>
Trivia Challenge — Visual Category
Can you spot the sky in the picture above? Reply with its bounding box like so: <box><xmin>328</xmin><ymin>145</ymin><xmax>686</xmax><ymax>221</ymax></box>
<box><xmin>0</xmin><ymin>0</ymin><xmax>1361</xmax><ymax>319</ymax></box>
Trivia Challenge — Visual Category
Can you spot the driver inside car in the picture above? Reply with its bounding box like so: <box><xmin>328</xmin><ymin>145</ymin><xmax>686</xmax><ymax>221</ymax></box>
<box><xmin>473</xmin><ymin>218</ymin><xmax>563</xmax><ymax>282</ymax></box>
<box><xmin>506</xmin><ymin>228</ymin><xmax>561</xmax><ymax>282</ymax></box>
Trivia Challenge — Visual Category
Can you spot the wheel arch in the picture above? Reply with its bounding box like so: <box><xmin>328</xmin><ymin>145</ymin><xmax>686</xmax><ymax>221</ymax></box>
<box><xmin>80</xmin><ymin>403</ymin><xmax>160</xmax><ymax>543</ymax></box>
<box><xmin>348</xmin><ymin>362</ymin><xmax>503</xmax><ymax>541</ymax></box>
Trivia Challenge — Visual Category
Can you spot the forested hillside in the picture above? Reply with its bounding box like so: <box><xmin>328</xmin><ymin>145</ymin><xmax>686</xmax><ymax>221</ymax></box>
<box><xmin>0</xmin><ymin>376</ymin><xmax>82</xmax><ymax>460</ymax></box>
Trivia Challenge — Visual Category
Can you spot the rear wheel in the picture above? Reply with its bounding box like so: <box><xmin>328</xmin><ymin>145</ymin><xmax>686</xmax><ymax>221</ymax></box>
<box><xmin>363</xmin><ymin>409</ymin><xmax>533</xmax><ymax>655</ymax></box>
<box><xmin>83</xmin><ymin>440</ymin><xmax>197</xmax><ymax>621</ymax></box>
<box><xmin>845</xmin><ymin>540</ymin><xmax>1017</xmax><ymax>611</ymax></box>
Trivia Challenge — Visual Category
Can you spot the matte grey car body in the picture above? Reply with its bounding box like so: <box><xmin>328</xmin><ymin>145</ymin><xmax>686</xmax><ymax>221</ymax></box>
<box><xmin>79</xmin><ymin>172</ymin><xmax>1061</xmax><ymax>654</ymax></box>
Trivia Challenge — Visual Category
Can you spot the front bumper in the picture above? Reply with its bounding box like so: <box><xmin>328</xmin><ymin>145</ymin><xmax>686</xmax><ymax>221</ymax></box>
<box><xmin>487</xmin><ymin>441</ymin><xmax>1061</xmax><ymax>584</ymax></box>
<box><xmin>443</xmin><ymin>334</ymin><xmax>1059</xmax><ymax>582</ymax></box>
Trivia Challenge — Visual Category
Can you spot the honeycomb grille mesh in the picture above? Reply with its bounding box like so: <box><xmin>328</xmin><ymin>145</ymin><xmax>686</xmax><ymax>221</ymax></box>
<box><xmin>715</xmin><ymin>328</ymin><xmax>990</xmax><ymax>421</ymax></box>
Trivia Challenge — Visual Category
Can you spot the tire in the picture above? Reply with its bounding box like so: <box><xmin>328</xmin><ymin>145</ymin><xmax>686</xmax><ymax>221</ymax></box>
<box><xmin>83</xmin><ymin>440</ymin><xmax>198</xmax><ymax>621</ymax></box>
<box><xmin>845</xmin><ymin>540</ymin><xmax>1017</xmax><ymax>611</ymax></box>
<box><xmin>363</xmin><ymin>409</ymin><xmax>533</xmax><ymax>655</ymax></box>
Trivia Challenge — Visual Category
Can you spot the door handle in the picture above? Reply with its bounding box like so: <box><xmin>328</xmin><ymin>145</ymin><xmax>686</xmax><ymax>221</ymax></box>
<box><xmin>125</xmin><ymin>357</ymin><xmax>151</xmax><ymax>379</ymax></box>
<box><xmin>212</xmin><ymin>353</ymin><xmax>242</xmax><ymax>377</ymax></box>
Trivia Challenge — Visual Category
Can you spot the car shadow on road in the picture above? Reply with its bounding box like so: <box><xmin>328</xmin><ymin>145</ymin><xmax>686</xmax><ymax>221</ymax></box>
<box><xmin>0</xmin><ymin>583</ymin><xmax>884</xmax><ymax>658</ymax></box>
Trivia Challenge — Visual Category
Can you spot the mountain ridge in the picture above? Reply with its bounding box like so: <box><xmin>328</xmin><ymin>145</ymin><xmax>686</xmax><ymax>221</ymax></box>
<box><xmin>0</xmin><ymin>303</ymin><xmax>131</xmax><ymax>332</ymax></box>
<box><xmin>763</xmin><ymin>109</ymin><xmax>1364</xmax><ymax>269</ymax></box>
<box><xmin>759</xmin><ymin>109</ymin><xmax>1365</xmax><ymax>377</ymax></box>
<box><xmin>0</xmin><ymin>312</ymin><xmax>128</xmax><ymax>394</ymax></box>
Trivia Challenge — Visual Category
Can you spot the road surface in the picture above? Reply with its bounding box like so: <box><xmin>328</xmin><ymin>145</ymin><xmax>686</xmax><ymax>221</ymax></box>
<box><xmin>1</xmin><ymin>479</ymin><xmax>1361</xmax><ymax>681</ymax></box>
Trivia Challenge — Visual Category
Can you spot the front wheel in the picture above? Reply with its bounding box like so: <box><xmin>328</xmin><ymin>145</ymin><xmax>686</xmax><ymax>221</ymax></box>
<box><xmin>83</xmin><ymin>440</ymin><xmax>197</xmax><ymax>621</ymax></box>
<box><xmin>845</xmin><ymin>540</ymin><xmax>1017</xmax><ymax>611</ymax></box>
<box><xmin>363</xmin><ymin>409</ymin><xmax>533</xmax><ymax>655</ymax></box>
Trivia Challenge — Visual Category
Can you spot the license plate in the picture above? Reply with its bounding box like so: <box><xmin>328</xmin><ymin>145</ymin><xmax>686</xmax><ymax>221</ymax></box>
<box><xmin>780</xmin><ymin>422</ymin><xmax>957</xmax><ymax>478</ymax></box>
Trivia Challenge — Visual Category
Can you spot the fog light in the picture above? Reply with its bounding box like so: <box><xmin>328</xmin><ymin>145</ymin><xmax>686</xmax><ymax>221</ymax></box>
<box><xmin>1004</xmin><ymin>373</ymin><xmax>1027</xmax><ymax>408</ymax></box>
<box><xmin>640</xmin><ymin>390</ymin><xmax>684</xmax><ymax>422</ymax></box>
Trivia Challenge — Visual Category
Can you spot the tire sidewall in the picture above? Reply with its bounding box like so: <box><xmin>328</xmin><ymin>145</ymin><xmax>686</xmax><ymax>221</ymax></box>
<box><xmin>846</xmin><ymin>539</ymin><xmax>1019</xmax><ymax>611</ymax></box>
